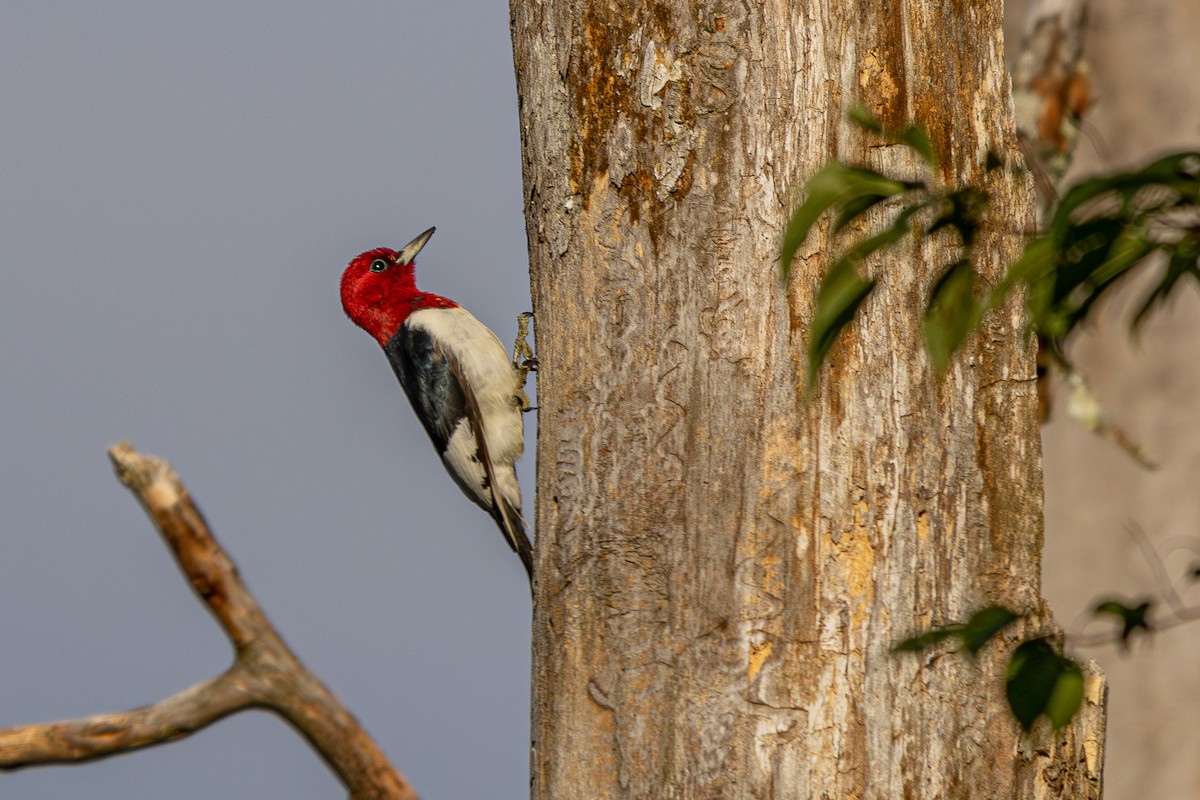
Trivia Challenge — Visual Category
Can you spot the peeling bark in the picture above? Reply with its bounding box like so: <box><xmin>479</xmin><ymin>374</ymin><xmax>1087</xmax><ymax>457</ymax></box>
<box><xmin>510</xmin><ymin>1</ymin><xmax>1105</xmax><ymax>798</ymax></box>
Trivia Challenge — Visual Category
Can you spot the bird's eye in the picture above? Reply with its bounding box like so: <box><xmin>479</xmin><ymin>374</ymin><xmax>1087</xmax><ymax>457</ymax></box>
<box><xmin>369</xmin><ymin>258</ymin><xmax>389</xmax><ymax>272</ymax></box>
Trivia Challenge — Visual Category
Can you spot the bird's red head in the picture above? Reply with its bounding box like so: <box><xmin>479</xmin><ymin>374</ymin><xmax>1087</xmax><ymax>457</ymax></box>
<box><xmin>340</xmin><ymin>227</ymin><xmax>455</xmax><ymax>346</ymax></box>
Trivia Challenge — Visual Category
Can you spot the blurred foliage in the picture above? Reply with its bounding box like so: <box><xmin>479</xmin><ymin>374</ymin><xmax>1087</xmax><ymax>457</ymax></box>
<box><xmin>894</xmin><ymin>606</ymin><xmax>1084</xmax><ymax>733</ymax></box>
<box><xmin>1093</xmin><ymin>598</ymin><xmax>1154</xmax><ymax>650</ymax></box>
<box><xmin>893</xmin><ymin>604</ymin><xmax>1019</xmax><ymax>656</ymax></box>
<box><xmin>1006</xmin><ymin>638</ymin><xmax>1085</xmax><ymax>732</ymax></box>
<box><xmin>792</xmin><ymin>110</ymin><xmax>1200</xmax><ymax>735</ymax></box>
<box><xmin>780</xmin><ymin>107</ymin><xmax>1200</xmax><ymax>384</ymax></box>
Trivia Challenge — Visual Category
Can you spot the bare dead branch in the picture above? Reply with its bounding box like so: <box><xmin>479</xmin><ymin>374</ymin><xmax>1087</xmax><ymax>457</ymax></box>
<box><xmin>1040</xmin><ymin>348</ymin><xmax>1157</xmax><ymax>469</ymax></box>
<box><xmin>0</xmin><ymin>442</ymin><xmax>418</xmax><ymax>800</ymax></box>
<box><xmin>0</xmin><ymin>669</ymin><xmax>252</xmax><ymax>768</ymax></box>
<box><xmin>1126</xmin><ymin>522</ymin><xmax>1188</xmax><ymax>616</ymax></box>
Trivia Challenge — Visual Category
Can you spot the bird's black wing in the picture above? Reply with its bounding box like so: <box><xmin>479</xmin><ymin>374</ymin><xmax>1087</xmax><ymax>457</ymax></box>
<box><xmin>386</xmin><ymin>319</ymin><xmax>533</xmax><ymax>582</ymax></box>
<box><xmin>384</xmin><ymin>325</ymin><xmax>466</xmax><ymax>456</ymax></box>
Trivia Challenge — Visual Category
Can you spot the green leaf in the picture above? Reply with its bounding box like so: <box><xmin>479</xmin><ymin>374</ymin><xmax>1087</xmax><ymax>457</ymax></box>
<box><xmin>927</xmin><ymin>188</ymin><xmax>990</xmax><ymax>246</ymax></box>
<box><xmin>892</xmin><ymin>604</ymin><xmax>1020</xmax><ymax>655</ymax></box>
<box><xmin>846</xmin><ymin>105</ymin><xmax>937</xmax><ymax>166</ymax></box>
<box><xmin>1007</xmin><ymin>639</ymin><xmax>1085</xmax><ymax>731</ymax></box>
<box><xmin>1088</xmin><ymin>228</ymin><xmax>1157</xmax><ymax>289</ymax></box>
<box><xmin>807</xmin><ymin>258</ymin><xmax>877</xmax><ymax>386</ymax></box>
<box><xmin>1006</xmin><ymin>638</ymin><xmax>1066</xmax><ymax>732</ymax></box>
<box><xmin>1132</xmin><ymin>238</ymin><xmax>1200</xmax><ymax>332</ymax></box>
<box><xmin>806</xmin><ymin>203</ymin><xmax>928</xmax><ymax>384</ymax></box>
<box><xmin>1044</xmin><ymin>661</ymin><xmax>1085</xmax><ymax>730</ymax></box>
<box><xmin>847</xmin><ymin>104</ymin><xmax>884</xmax><ymax>134</ymax></box>
<box><xmin>1041</xmin><ymin>226</ymin><xmax>1157</xmax><ymax>341</ymax></box>
<box><xmin>924</xmin><ymin>261</ymin><xmax>981</xmax><ymax>373</ymax></box>
<box><xmin>891</xmin><ymin>626</ymin><xmax>963</xmax><ymax>653</ymax></box>
<box><xmin>779</xmin><ymin>163</ymin><xmax>909</xmax><ymax>280</ymax></box>
<box><xmin>1126</xmin><ymin>151</ymin><xmax>1200</xmax><ymax>202</ymax></box>
<box><xmin>842</xmin><ymin>203</ymin><xmax>924</xmax><ymax>262</ymax></box>
<box><xmin>990</xmin><ymin>236</ymin><xmax>1058</xmax><ymax>316</ymax></box>
<box><xmin>1049</xmin><ymin>151</ymin><xmax>1200</xmax><ymax>238</ymax></box>
<box><xmin>895</xmin><ymin>125</ymin><xmax>937</xmax><ymax>168</ymax></box>
<box><xmin>1093</xmin><ymin>599</ymin><xmax>1154</xmax><ymax>650</ymax></box>
<box><xmin>1023</xmin><ymin>219</ymin><xmax>1120</xmax><ymax>340</ymax></box>
<box><xmin>995</xmin><ymin>162</ymin><xmax>1177</xmax><ymax>344</ymax></box>
<box><xmin>958</xmin><ymin>604</ymin><xmax>1020</xmax><ymax>656</ymax></box>
<box><xmin>834</xmin><ymin>193</ymin><xmax>893</xmax><ymax>233</ymax></box>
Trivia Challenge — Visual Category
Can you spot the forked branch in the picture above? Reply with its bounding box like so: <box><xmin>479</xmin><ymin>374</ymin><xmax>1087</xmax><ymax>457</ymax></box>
<box><xmin>0</xmin><ymin>442</ymin><xmax>418</xmax><ymax>800</ymax></box>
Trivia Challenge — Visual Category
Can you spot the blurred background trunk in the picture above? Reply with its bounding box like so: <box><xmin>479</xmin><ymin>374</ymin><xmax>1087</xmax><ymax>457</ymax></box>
<box><xmin>1006</xmin><ymin>1</ymin><xmax>1200</xmax><ymax>798</ymax></box>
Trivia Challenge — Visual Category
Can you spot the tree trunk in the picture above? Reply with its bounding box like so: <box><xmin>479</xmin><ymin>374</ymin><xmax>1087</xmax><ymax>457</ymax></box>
<box><xmin>509</xmin><ymin>1</ymin><xmax>1105</xmax><ymax>798</ymax></box>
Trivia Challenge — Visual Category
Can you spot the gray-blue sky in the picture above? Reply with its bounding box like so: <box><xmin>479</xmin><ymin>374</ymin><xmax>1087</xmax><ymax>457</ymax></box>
<box><xmin>0</xmin><ymin>3</ymin><xmax>533</xmax><ymax>797</ymax></box>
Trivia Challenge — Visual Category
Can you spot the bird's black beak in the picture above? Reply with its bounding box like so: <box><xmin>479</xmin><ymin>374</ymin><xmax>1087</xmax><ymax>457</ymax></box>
<box><xmin>398</xmin><ymin>227</ymin><xmax>436</xmax><ymax>264</ymax></box>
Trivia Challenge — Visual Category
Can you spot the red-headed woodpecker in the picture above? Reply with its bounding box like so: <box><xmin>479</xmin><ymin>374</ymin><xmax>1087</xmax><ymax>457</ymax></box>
<box><xmin>340</xmin><ymin>227</ymin><xmax>532</xmax><ymax>580</ymax></box>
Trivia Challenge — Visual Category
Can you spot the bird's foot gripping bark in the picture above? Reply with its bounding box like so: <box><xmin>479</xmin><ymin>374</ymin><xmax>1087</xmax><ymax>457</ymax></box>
<box><xmin>512</xmin><ymin>312</ymin><xmax>537</xmax><ymax>412</ymax></box>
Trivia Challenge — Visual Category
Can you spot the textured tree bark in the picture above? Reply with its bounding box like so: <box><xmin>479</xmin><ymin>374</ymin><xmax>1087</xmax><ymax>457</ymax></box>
<box><xmin>510</xmin><ymin>2</ymin><xmax>1105</xmax><ymax>798</ymax></box>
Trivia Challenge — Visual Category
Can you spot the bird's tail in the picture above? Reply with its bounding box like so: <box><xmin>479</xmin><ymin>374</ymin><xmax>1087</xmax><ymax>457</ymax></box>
<box><xmin>497</xmin><ymin>498</ymin><xmax>533</xmax><ymax>585</ymax></box>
